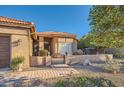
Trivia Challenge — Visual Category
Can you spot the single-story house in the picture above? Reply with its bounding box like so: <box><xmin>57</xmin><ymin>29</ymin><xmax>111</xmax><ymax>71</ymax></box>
<box><xmin>0</xmin><ymin>16</ymin><xmax>78</xmax><ymax>68</ymax></box>
<box><xmin>0</xmin><ymin>16</ymin><xmax>37</xmax><ymax>68</ymax></box>
<box><xmin>36</xmin><ymin>32</ymin><xmax>78</xmax><ymax>56</ymax></box>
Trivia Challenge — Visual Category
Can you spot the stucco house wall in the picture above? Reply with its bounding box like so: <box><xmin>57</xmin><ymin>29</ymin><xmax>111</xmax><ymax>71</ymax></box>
<box><xmin>51</xmin><ymin>37</ymin><xmax>58</xmax><ymax>55</ymax></box>
<box><xmin>0</xmin><ymin>16</ymin><xmax>78</xmax><ymax>68</ymax></box>
<box><xmin>38</xmin><ymin>33</ymin><xmax>78</xmax><ymax>56</ymax></box>
<box><xmin>0</xmin><ymin>26</ymin><xmax>33</xmax><ymax>68</ymax></box>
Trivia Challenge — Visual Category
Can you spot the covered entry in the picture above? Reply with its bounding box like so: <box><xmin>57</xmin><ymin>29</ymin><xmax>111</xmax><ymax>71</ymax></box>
<box><xmin>0</xmin><ymin>35</ymin><xmax>10</xmax><ymax>68</ymax></box>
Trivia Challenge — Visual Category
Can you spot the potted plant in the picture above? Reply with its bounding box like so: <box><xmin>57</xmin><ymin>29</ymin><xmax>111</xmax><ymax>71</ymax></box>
<box><xmin>39</xmin><ymin>49</ymin><xmax>48</xmax><ymax>56</ymax></box>
<box><xmin>10</xmin><ymin>56</ymin><xmax>25</xmax><ymax>72</ymax></box>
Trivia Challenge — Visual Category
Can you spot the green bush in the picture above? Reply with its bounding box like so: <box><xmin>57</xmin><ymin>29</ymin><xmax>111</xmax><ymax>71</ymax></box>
<box><xmin>114</xmin><ymin>53</ymin><xmax>124</xmax><ymax>60</ymax></box>
<box><xmin>10</xmin><ymin>56</ymin><xmax>25</xmax><ymax>71</ymax></box>
<box><xmin>39</xmin><ymin>49</ymin><xmax>48</xmax><ymax>56</ymax></box>
<box><xmin>103</xmin><ymin>61</ymin><xmax>120</xmax><ymax>74</ymax></box>
<box><xmin>54</xmin><ymin>77</ymin><xmax>116</xmax><ymax>87</ymax></box>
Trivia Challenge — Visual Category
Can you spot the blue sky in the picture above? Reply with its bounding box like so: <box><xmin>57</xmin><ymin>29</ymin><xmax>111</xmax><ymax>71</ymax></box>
<box><xmin>0</xmin><ymin>5</ymin><xmax>91</xmax><ymax>38</ymax></box>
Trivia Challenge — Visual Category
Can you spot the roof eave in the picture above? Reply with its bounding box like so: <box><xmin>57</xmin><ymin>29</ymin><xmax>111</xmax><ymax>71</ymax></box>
<box><xmin>37</xmin><ymin>33</ymin><xmax>76</xmax><ymax>39</ymax></box>
<box><xmin>0</xmin><ymin>22</ymin><xmax>37</xmax><ymax>40</ymax></box>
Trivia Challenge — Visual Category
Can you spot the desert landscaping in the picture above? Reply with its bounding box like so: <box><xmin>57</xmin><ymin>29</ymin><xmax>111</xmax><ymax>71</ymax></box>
<box><xmin>0</xmin><ymin>5</ymin><xmax>124</xmax><ymax>87</ymax></box>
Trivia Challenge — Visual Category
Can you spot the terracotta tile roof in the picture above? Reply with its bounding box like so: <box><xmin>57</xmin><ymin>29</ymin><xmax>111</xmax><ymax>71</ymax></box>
<box><xmin>38</xmin><ymin>31</ymin><xmax>74</xmax><ymax>35</ymax></box>
<box><xmin>0</xmin><ymin>16</ymin><xmax>37</xmax><ymax>40</ymax></box>
<box><xmin>0</xmin><ymin>16</ymin><xmax>32</xmax><ymax>25</ymax></box>
<box><xmin>38</xmin><ymin>31</ymin><xmax>76</xmax><ymax>38</ymax></box>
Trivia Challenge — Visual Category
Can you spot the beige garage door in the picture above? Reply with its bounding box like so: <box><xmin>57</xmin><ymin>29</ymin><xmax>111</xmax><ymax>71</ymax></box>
<box><xmin>0</xmin><ymin>36</ymin><xmax>10</xmax><ymax>68</ymax></box>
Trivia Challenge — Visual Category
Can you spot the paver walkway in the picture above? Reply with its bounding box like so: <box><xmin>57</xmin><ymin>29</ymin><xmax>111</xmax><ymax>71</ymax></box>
<box><xmin>7</xmin><ymin>66</ymin><xmax>79</xmax><ymax>79</ymax></box>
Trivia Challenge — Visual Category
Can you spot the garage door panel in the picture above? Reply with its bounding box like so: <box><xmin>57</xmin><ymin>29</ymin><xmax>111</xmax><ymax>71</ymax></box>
<box><xmin>0</xmin><ymin>36</ymin><xmax>10</xmax><ymax>43</ymax></box>
<box><xmin>0</xmin><ymin>59</ymin><xmax>10</xmax><ymax>67</ymax></box>
<box><xmin>0</xmin><ymin>44</ymin><xmax>9</xmax><ymax>51</ymax></box>
<box><xmin>0</xmin><ymin>60</ymin><xmax>10</xmax><ymax>64</ymax></box>
<box><xmin>0</xmin><ymin>62</ymin><xmax>9</xmax><ymax>67</ymax></box>
<box><xmin>0</xmin><ymin>55</ymin><xmax>10</xmax><ymax>59</ymax></box>
<box><xmin>0</xmin><ymin>36</ymin><xmax>10</xmax><ymax>68</ymax></box>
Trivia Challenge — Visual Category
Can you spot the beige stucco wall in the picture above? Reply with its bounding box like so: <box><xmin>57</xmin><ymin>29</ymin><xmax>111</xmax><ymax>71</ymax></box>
<box><xmin>0</xmin><ymin>26</ymin><xmax>32</xmax><ymax>68</ymax></box>
<box><xmin>0</xmin><ymin>27</ymin><xmax>29</xmax><ymax>35</ymax></box>
<box><xmin>38</xmin><ymin>36</ymin><xmax>77</xmax><ymax>55</ymax></box>
<box><xmin>52</xmin><ymin>37</ymin><xmax>58</xmax><ymax>54</ymax></box>
<box><xmin>39</xmin><ymin>37</ymin><xmax>44</xmax><ymax>50</ymax></box>
<box><xmin>58</xmin><ymin>37</ymin><xmax>73</xmax><ymax>43</ymax></box>
<box><xmin>11</xmin><ymin>35</ymin><xmax>32</xmax><ymax>68</ymax></box>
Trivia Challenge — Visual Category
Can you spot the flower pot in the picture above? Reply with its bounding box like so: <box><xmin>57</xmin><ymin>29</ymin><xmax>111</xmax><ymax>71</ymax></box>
<box><xmin>18</xmin><ymin>68</ymin><xmax>23</xmax><ymax>71</ymax></box>
<box><xmin>18</xmin><ymin>64</ymin><xmax>23</xmax><ymax>71</ymax></box>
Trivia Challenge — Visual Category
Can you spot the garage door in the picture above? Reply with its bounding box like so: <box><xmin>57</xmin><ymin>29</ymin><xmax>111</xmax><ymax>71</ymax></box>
<box><xmin>0</xmin><ymin>36</ymin><xmax>10</xmax><ymax>68</ymax></box>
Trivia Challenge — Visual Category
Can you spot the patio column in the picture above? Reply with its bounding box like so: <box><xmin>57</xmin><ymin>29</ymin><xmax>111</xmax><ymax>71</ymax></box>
<box><xmin>72</xmin><ymin>39</ymin><xmax>77</xmax><ymax>53</ymax></box>
<box><xmin>39</xmin><ymin>37</ymin><xmax>44</xmax><ymax>51</ymax></box>
<box><xmin>52</xmin><ymin>37</ymin><xmax>58</xmax><ymax>54</ymax></box>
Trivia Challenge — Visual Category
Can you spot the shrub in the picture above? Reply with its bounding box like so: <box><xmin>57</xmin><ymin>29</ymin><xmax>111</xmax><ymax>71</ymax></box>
<box><xmin>54</xmin><ymin>77</ymin><xmax>116</xmax><ymax>87</ymax></box>
<box><xmin>114</xmin><ymin>53</ymin><xmax>124</xmax><ymax>60</ymax></box>
<box><xmin>39</xmin><ymin>49</ymin><xmax>48</xmax><ymax>56</ymax></box>
<box><xmin>104</xmin><ymin>60</ymin><xmax>121</xmax><ymax>74</ymax></box>
<box><xmin>10</xmin><ymin>56</ymin><xmax>25</xmax><ymax>71</ymax></box>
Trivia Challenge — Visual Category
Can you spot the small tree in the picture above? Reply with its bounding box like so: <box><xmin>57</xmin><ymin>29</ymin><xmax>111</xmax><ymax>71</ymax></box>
<box><xmin>79</xmin><ymin>5</ymin><xmax>124</xmax><ymax>49</ymax></box>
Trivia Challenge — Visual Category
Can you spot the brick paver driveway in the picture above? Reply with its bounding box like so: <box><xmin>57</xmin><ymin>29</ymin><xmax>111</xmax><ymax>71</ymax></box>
<box><xmin>1</xmin><ymin>63</ymin><xmax>124</xmax><ymax>86</ymax></box>
<box><xmin>6</xmin><ymin>64</ymin><xmax>80</xmax><ymax>79</ymax></box>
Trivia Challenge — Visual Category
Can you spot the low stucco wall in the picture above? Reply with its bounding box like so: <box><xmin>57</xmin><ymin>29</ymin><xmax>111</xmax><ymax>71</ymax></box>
<box><xmin>65</xmin><ymin>54</ymin><xmax>113</xmax><ymax>65</ymax></box>
<box><xmin>30</xmin><ymin>56</ymin><xmax>51</xmax><ymax>67</ymax></box>
<box><xmin>30</xmin><ymin>56</ymin><xmax>46</xmax><ymax>66</ymax></box>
